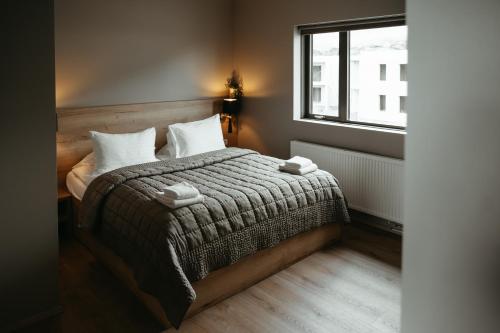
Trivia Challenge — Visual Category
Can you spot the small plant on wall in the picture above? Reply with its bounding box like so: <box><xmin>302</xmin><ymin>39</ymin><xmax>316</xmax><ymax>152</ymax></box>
<box><xmin>225</xmin><ymin>70</ymin><xmax>244</xmax><ymax>100</ymax></box>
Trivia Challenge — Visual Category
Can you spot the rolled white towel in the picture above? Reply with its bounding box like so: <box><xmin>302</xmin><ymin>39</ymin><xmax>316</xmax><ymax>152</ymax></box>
<box><xmin>161</xmin><ymin>181</ymin><xmax>199</xmax><ymax>200</ymax></box>
<box><xmin>155</xmin><ymin>192</ymin><xmax>204</xmax><ymax>209</ymax></box>
<box><xmin>284</xmin><ymin>156</ymin><xmax>313</xmax><ymax>169</ymax></box>
<box><xmin>279</xmin><ymin>163</ymin><xmax>318</xmax><ymax>175</ymax></box>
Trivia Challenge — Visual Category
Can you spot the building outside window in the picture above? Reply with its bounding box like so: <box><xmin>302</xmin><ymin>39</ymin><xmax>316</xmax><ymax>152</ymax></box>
<box><xmin>310</xmin><ymin>32</ymin><xmax>339</xmax><ymax>116</ymax></box>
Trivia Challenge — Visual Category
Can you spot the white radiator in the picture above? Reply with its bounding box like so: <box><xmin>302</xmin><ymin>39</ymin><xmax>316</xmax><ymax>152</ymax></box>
<box><xmin>291</xmin><ymin>140</ymin><xmax>404</xmax><ymax>224</ymax></box>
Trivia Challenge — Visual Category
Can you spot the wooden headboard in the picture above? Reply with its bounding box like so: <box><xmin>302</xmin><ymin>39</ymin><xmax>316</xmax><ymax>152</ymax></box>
<box><xmin>56</xmin><ymin>98</ymin><xmax>224</xmax><ymax>188</ymax></box>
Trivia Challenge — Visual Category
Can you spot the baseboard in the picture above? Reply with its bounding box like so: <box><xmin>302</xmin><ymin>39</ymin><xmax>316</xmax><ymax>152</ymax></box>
<box><xmin>2</xmin><ymin>305</ymin><xmax>63</xmax><ymax>333</ymax></box>
<box><xmin>349</xmin><ymin>209</ymin><xmax>403</xmax><ymax>235</ymax></box>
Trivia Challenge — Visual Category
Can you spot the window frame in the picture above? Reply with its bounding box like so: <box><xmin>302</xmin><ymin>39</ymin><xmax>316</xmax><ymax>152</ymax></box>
<box><xmin>300</xmin><ymin>15</ymin><xmax>406</xmax><ymax>130</ymax></box>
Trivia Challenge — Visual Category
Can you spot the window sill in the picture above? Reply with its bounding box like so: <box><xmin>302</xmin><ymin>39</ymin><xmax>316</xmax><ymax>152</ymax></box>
<box><xmin>294</xmin><ymin>117</ymin><xmax>407</xmax><ymax>135</ymax></box>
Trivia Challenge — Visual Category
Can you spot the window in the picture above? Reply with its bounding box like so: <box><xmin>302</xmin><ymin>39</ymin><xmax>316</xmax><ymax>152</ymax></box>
<box><xmin>400</xmin><ymin>64</ymin><xmax>407</xmax><ymax>81</ymax></box>
<box><xmin>312</xmin><ymin>87</ymin><xmax>322</xmax><ymax>103</ymax></box>
<box><xmin>380</xmin><ymin>95</ymin><xmax>386</xmax><ymax>111</ymax></box>
<box><xmin>400</xmin><ymin>96</ymin><xmax>406</xmax><ymax>113</ymax></box>
<box><xmin>312</xmin><ymin>65</ymin><xmax>322</xmax><ymax>82</ymax></box>
<box><xmin>310</xmin><ymin>32</ymin><xmax>339</xmax><ymax>116</ymax></box>
<box><xmin>380</xmin><ymin>64</ymin><xmax>387</xmax><ymax>81</ymax></box>
<box><xmin>300</xmin><ymin>15</ymin><xmax>407</xmax><ymax>128</ymax></box>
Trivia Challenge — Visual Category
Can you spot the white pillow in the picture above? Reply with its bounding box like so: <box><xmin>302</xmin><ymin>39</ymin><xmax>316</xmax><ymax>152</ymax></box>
<box><xmin>90</xmin><ymin>128</ymin><xmax>159</xmax><ymax>173</ymax></box>
<box><xmin>166</xmin><ymin>130</ymin><xmax>177</xmax><ymax>157</ymax></box>
<box><xmin>167</xmin><ymin>114</ymin><xmax>226</xmax><ymax>158</ymax></box>
<box><xmin>156</xmin><ymin>144</ymin><xmax>172</xmax><ymax>160</ymax></box>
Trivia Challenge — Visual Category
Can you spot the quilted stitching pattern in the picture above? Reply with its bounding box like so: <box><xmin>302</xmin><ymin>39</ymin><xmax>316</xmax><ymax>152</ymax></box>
<box><xmin>80</xmin><ymin>148</ymin><xmax>350</xmax><ymax>328</ymax></box>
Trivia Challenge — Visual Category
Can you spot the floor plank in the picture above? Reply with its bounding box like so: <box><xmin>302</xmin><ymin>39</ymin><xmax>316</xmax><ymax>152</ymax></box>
<box><xmin>19</xmin><ymin>224</ymin><xmax>401</xmax><ymax>333</ymax></box>
<box><xmin>167</xmin><ymin>227</ymin><xmax>401</xmax><ymax>333</ymax></box>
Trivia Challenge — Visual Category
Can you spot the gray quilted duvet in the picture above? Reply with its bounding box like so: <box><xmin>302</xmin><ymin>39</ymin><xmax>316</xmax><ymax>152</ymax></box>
<box><xmin>79</xmin><ymin>148</ymin><xmax>349</xmax><ymax>328</ymax></box>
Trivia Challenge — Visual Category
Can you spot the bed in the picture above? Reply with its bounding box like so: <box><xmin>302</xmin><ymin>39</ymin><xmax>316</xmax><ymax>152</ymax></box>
<box><xmin>57</xmin><ymin>99</ymin><xmax>349</xmax><ymax>329</ymax></box>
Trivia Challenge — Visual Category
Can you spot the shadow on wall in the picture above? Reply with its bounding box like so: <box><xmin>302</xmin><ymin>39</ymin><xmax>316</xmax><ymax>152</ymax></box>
<box><xmin>57</xmin><ymin>52</ymin><xmax>226</xmax><ymax>108</ymax></box>
<box><xmin>237</xmin><ymin>96</ymin><xmax>289</xmax><ymax>157</ymax></box>
<box><xmin>55</xmin><ymin>0</ymin><xmax>232</xmax><ymax>108</ymax></box>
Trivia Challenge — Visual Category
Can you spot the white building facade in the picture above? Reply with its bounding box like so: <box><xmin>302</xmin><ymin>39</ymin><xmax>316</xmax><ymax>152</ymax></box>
<box><xmin>312</xmin><ymin>28</ymin><xmax>407</xmax><ymax>127</ymax></box>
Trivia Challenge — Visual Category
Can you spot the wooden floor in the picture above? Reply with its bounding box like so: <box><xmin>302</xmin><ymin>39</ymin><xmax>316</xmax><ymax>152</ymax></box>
<box><xmin>20</xmin><ymin>224</ymin><xmax>401</xmax><ymax>333</ymax></box>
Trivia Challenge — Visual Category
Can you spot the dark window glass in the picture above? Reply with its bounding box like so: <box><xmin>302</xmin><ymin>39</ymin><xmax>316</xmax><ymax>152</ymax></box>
<box><xmin>380</xmin><ymin>95</ymin><xmax>386</xmax><ymax>111</ymax></box>
<box><xmin>380</xmin><ymin>64</ymin><xmax>387</xmax><ymax>81</ymax></box>
<box><xmin>400</xmin><ymin>96</ymin><xmax>407</xmax><ymax>113</ymax></box>
<box><xmin>312</xmin><ymin>65</ymin><xmax>322</xmax><ymax>81</ymax></box>
<box><xmin>400</xmin><ymin>64</ymin><xmax>407</xmax><ymax>81</ymax></box>
<box><xmin>312</xmin><ymin>87</ymin><xmax>322</xmax><ymax>103</ymax></box>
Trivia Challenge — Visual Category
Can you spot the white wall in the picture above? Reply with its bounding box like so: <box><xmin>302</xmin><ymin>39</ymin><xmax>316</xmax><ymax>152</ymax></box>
<box><xmin>402</xmin><ymin>1</ymin><xmax>500</xmax><ymax>332</ymax></box>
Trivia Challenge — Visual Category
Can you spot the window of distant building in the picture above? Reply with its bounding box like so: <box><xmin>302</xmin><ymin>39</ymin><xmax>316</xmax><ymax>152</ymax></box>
<box><xmin>299</xmin><ymin>15</ymin><xmax>407</xmax><ymax>128</ymax></box>
<box><xmin>380</xmin><ymin>64</ymin><xmax>387</xmax><ymax>81</ymax></box>
<box><xmin>312</xmin><ymin>65</ymin><xmax>322</xmax><ymax>82</ymax></box>
<box><xmin>400</xmin><ymin>96</ymin><xmax>407</xmax><ymax>113</ymax></box>
<box><xmin>380</xmin><ymin>95</ymin><xmax>386</xmax><ymax>111</ymax></box>
<box><xmin>312</xmin><ymin>87</ymin><xmax>322</xmax><ymax>103</ymax></box>
<box><xmin>400</xmin><ymin>64</ymin><xmax>407</xmax><ymax>81</ymax></box>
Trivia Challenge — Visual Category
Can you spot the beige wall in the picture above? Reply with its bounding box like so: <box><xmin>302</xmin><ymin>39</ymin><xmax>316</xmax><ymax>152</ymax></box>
<box><xmin>55</xmin><ymin>0</ymin><xmax>233</xmax><ymax>108</ymax></box>
<box><xmin>233</xmin><ymin>0</ymin><xmax>405</xmax><ymax>159</ymax></box>
<box><xmin>1</xmin><ymin>1</ymin><xmax>59</xmax><ymax>330</ymax></box>
<box><xmin>402</xmin><ymin>0</ymin><xmax>500</xmax><ymax>332</ymax></box>
<box><xmin>56</xmin><ymin>0</ymin><xmax>406</xmax><ymax>159</ymax></box>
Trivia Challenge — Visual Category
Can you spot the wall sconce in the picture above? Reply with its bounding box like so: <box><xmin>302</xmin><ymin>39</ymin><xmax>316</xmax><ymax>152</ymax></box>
<box><xmin>222</xmin><ymin>98</ymin><xmax>238</xmax><ymax>133</ymax></box>
<box><xmin>229</xmin><ymin>87</ymin><xmax>237</xmax><ymax>99</ymax></box>
<box><xmin>229</xmin><ymin>88</ymin><xmax>236</xmax><ymax>99</ymax></box>
<box><xmin>223</xmin><ymin>70</ymin><xmax>243</xmax><ymax>134</ymax></box>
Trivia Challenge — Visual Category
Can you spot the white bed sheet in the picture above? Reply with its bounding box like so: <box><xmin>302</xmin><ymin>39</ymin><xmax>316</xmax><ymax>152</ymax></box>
<box><xmin>66</xmin><ymin>171</ymin><xmax>87</xmax><ymax>201</ymax></box>
<box><xmin>66</xmin><ymin>153</ymin><xmax>174</xmax><ymax>201</ymax></box>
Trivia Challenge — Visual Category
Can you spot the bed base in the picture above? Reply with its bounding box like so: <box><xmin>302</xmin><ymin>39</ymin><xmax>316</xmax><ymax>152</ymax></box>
<box><xmin>72</xmin><ymin>198</ymin><xmax>342</xmax><ymax>329</ymax></box>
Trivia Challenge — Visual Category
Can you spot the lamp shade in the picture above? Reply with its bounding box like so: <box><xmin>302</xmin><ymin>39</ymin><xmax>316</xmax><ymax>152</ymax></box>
<box><xmin>223</xmin><ymin>98</ymin><xmax>239</xmax><ymax>115</ymax></box>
